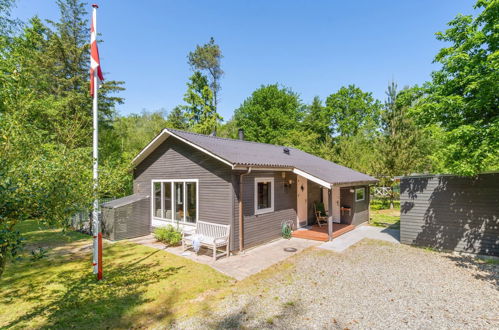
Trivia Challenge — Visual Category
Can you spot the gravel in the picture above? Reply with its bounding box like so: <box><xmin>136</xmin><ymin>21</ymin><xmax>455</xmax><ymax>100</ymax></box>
<box><xmin>175</xmin><ymin>239</ymin><xmax>499</xmax><ymax>329</ymax></box>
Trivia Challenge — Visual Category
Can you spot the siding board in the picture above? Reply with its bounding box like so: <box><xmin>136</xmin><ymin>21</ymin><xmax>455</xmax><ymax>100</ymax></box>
<box><xmin>400</xmin><ymin>173</ymin><xmax>499</xmax><ymax>256</ymax></box>
<box><xmin>133</xmin><ymin>136</ymin><xmax>233</xmax><ymax>230</ymax></box>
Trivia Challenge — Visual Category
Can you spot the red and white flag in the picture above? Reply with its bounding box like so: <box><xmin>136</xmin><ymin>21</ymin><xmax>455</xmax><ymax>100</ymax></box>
<box><xmin>90</xmin><ymin>7</ymin><xmax>104</xmax><ymax>97</ymax></box>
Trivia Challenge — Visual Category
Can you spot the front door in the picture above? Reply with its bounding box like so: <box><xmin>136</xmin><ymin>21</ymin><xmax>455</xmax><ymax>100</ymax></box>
<box><xmin>296</xmin><ymin>175</ymin><xmax>308</xmax><ymax>228</ymax></box>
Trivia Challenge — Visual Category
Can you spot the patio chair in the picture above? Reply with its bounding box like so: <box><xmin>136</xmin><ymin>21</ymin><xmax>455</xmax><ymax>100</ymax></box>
<box><xmin>314</xmin><ymin>202</ymin><xmax>328</xmax><ymax>227</ymax></box>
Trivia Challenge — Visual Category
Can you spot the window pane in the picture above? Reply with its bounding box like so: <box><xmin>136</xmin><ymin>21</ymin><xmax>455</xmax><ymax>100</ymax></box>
<box><xmin>257</xmin><ymin>182</ymin><xmax>271</xmax><ymax>209</ymax></box>
<box><xmin>154</xmin><ymin>182</ymin><xmax>161</xmax><ymax>217</ymax></box>
<box><xmin>163</xmin><ymin>182</ymin><xmax>172</xmax><ymax>219</ymax></box>
<box><xmin>174</xmin><ymin>182</ymin><xmax>184</xmax><ymax>221</ymax></box>
<box><xmin>356</xmin><ymin>188</ymin><xmax>364</xmax><ymax>201</ymax></box>
<box><xmin>186</xmin><ymin>182</ymin><xmax>197</xmax><ymax>223</ymax></box>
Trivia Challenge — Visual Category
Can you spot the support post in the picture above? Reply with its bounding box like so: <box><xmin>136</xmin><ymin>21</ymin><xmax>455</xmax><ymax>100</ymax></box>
<box><xmin>327</xmin><ymin>187</ymin><xmax>333</xmax><ymax>241</ymax></box>
<box><xmin>91</xmin><ymin>4</ymin><xmax>101</xmax><ymax>279</ymax></box>
<box><xmin>239</xmin><ymin>167</ymin><xmax>251</xmax><ymax>252</ymax></box>
<box><xmin>97</xmin><ymin>233</ymin><xmax>102</xmax><ymax>280</ymax></box>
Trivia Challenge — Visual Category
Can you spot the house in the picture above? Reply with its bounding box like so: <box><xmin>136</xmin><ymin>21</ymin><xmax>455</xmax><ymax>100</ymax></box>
<box><xmin>103</xmin><ymin>128</ymin><xmax>378</xmax><ymax>251</ymax></box>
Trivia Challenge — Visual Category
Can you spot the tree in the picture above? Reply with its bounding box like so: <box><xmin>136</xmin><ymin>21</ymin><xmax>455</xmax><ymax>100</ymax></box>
<box><xmin>188</xmin><ymin>37</ymin><xmax>223</xmax><ymax>109</ymax></box>
<box><xmin>415</xmin><ymin>0</ymin><xmax>499</xmax><ymax>174</ymax></box>
<box><xmin>0</xmin><ymin>0</ymin><xmax>124</xmax><ymax>277</ymax></box>
<box><xmin>181</xmin><ymin>71</ymin><xmax>222</xmax><ymax>134</ymax></box>
<box><xmin>379</xmin><ymin>83</ymin><xmax>435</xmax><ymax>180</ymax></box>
<box><xmin>233</xmin><ymin>84</ymin><xmax>305</xmax><ymax>144</ymax></box>
<box><xmin>325</xmin><ymin>85</ymin><xmax>381</xmax><ymax>137</ymax></box>
<box><xmin>302</xmin><ymin>96</ymin><xmax>330</xmax><ymax>141</ymax></box>
<box><xmin>166</xmin><ymin>106</ymin><xmax>188</xmax><ymax>130</ymax></box>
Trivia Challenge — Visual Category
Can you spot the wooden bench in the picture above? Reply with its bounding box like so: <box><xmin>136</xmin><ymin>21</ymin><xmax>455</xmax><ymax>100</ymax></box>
<box><xmin>182</xmin><ymin>221</ymin><xmax>231</xmax><ymax>261</ymax></box>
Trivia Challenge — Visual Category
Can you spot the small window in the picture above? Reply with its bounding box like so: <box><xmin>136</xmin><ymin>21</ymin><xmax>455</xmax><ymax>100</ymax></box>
<box><xmin>255</xmin><ymin>177</ymin><xmax>274</xmax><ymax>214</ymax></box>
<box><xmin>355</xmin><ymin>187</ymin><xmax>365</xmax><ymax>202</ymax></box>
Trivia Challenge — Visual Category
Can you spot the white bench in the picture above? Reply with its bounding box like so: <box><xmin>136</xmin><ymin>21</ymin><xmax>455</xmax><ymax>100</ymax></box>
<box><xmin>182</xmin><ymin>221</ymin><xmax>231</xmax><ymax>261</ymax></box>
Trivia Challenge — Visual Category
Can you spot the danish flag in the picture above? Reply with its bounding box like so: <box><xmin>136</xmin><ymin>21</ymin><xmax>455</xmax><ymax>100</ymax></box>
<box><xmin>90</xmin><ymin>5</ymin><xmax>104</xmax><ymax>97</ymax></box>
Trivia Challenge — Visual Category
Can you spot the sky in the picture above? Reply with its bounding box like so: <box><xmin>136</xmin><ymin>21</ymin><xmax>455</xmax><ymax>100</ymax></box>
<box><xmin>12</xmin><ymin>0</ymin><xmax>473</xmax><ymax>120</ymax></box>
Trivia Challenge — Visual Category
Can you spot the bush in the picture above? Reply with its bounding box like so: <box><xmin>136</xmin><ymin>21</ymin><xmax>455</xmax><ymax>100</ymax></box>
<box><xmin>153</xmin><ymin>225</ymin><xmax>182</xmax><ymax>246</ymax></box>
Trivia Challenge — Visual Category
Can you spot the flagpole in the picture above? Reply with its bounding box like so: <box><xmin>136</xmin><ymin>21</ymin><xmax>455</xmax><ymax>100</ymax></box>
<box><xmin>91</xmin><ymin>3</ymin><xmax>102</xmax><ymax>280</ymax></box>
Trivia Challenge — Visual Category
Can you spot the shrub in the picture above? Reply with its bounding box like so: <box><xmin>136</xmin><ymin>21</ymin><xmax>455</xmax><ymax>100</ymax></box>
<box><xmin>153</xmin><ymin>225</ymin><xmax>182</xmax><ymax>246</ymax></box>
<box><xmin>281</xmin><ymin>222</ymin><xmax>292</xmax><ymax>239</ymax></box>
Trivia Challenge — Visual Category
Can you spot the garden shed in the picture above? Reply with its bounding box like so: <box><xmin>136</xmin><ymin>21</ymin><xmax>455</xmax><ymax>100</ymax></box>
<box><xmin>101</xmin><ymin>194</ymin><xmax>151</xmax><ymax>240</ymax></box>
<box><xmin>400</xmin><ymin>173</ymin><xmax>499</xmax><ymax>256</ymax></box>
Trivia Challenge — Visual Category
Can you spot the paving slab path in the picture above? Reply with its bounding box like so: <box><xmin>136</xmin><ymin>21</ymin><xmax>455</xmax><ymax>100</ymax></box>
<box><xmin>127</xmin><ymin>235</ymin><xmax>320</xmax><ymax>280</ymax></box>
<box><xmin>319</xmin><ymin>225</ymin><xmax>400</xmax><ymax>252</ymax></box>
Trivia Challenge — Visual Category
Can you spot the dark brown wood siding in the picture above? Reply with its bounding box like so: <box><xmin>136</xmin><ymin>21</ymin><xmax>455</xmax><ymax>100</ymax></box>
<box><xmin>340</xmin><ymin>185</ymin><xmax>369</xmax><ymax>226</ymax></box>
<box><xmin>133</xmin><ymin>136</ymin><xmax>233</xmax><ymax>228</ymax></box>
<box><xmin>101</xmin><ymin>196</ymin><xmax>151</xmax><ymax>241</ymax></box>
<box><xmin>400</xmin><ymin>173</ymin><xmax>499</xmax><ymax>256</ymax></box>
<box><xmin>232</xmin><ymin>171</ymin><xmax>297</xmax><ymax>249</ymax></box>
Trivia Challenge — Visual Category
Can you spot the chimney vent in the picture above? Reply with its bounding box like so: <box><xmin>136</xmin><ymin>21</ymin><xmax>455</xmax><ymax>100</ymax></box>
<box><xmin>238</xmin><ymin>128</ymin><xmax>244</xmax><ymax>140</ymax></box>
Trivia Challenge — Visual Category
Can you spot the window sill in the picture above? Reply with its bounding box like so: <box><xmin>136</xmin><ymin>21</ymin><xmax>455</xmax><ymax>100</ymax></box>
<box><xmin>152</xmin><ymin>217</ymin><xmax>197</xmax><ymax>226</ymax></box>
<box><xmin>255</xmin><ymin>208</ymin><xmax>274</xmax><ymax>215</ymax></box>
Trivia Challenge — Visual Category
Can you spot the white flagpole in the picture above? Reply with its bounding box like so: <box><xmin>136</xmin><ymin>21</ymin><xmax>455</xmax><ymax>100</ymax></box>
<box><xmin>91</xmin><ymin>4</ymin><xmax>100</xmax><ymax>277</ymax></box>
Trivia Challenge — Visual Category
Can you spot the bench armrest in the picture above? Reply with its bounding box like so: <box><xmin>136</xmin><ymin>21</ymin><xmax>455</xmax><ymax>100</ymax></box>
<box><xmin>182</xmin><ymin>228</ymin><xmax>196</xmax><ymax>237</ymax></box>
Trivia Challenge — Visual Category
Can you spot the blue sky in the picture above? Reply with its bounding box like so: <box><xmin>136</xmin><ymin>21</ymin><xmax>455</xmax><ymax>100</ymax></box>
<box><xmin>12</xmin><ymin>0</ymin><xmax>472</xmax><ymax>120</ymax></box>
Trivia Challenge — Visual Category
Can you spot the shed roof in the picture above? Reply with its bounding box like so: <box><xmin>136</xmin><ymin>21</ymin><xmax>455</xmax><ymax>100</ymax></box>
<box><xmin>102</xmin><ymin>193</ymin><xmax>149</xmax><ymax>209</ymax></box>
<box><xmin>132</xmin><ymin>128</ymin><xmax>378</xmax><ymax>187</ymax></box>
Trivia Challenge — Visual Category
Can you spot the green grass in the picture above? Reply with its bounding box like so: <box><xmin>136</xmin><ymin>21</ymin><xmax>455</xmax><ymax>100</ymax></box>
<box><xmin>370</xmin><ymin>199</ymin><xmax>400</xmax><ymax>211</ymax></box>
<box><xmin>0</xmin><ymin>220</ymin><xmax>230</xmax><ymax>329</ymax></box>
<box><xmin>370</xmin><ymin>208</ymin><xmax>400</xmax><ymax>229</ymax></box>
<box><xmin>480</xmin><ymin>258</ymin><xmax>499</xmax><ymax>265</ymax></box>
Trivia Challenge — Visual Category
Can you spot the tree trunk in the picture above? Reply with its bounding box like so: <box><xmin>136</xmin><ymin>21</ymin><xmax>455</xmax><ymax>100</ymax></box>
<box><xmin>0</xmin><ymin>249</ymin><xmax>7</xmax><ymax>279</ymax></box>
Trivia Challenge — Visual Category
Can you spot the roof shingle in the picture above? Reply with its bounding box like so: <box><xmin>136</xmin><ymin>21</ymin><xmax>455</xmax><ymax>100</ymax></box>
<box><xmin>167</xmin><ymin>129</ymin><xmax>377</xmax><ymax>185</ymax></box>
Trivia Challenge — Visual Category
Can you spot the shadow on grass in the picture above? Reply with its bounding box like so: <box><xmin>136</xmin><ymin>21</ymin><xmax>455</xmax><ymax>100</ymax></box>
<box><xmin>445</xmin><ymin>255</ymin><xmax>499</xmax><ymax>289</ymax></box>
<box><xmin>4</xmin><ymin>249</ymin><xmax>183</xmax><ymax>329</ymax></box>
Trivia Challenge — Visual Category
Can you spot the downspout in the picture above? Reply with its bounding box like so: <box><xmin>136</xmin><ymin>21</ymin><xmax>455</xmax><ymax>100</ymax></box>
<box><xmin>239</xmin><ymin>167</ymin><xmax>252</xmax><ymax>252</ymax></box>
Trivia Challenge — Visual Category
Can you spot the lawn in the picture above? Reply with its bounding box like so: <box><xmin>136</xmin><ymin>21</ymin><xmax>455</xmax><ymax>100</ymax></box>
<box><xmin>369</xmin><ymin>207</ymin><xmax>400</xmax><ymax>229</ymax></box>
<box><xmin>0</xmin><ymin>221</ymin><xmax>230</xmax><ymax>329</ymax></box>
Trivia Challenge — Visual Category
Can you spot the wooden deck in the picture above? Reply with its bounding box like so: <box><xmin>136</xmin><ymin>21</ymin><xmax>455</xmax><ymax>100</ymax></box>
<box><xmin>291</xmin><ymin>223</ymin><xmax>355</xmax><ymax>241</ymax></box>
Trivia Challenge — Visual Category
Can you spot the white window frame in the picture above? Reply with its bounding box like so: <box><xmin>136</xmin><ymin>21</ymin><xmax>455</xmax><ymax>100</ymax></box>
<box><xmin>355</xmin><ymin>187</ymin><xmax>365</xmax><ymax>202</ymax></box>
<box><xmin>151</xmin><ymin>179</ymin><xmax>199</xmax><ymax>226</ymax></box>
<box><xmin>254</xmin><ymin>177</ymin><xmax>274</xmax><ymax>215</ymax></box>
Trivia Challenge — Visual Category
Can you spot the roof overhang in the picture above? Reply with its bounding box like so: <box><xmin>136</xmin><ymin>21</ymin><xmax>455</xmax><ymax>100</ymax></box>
<box><xmin>332</xmin><ymin>180</ymin><xmax>379</xmax><ymax>187</ymax></box>
<box><xmin>131</xmin><ymin>128</ymin><xmax>234</xmax><ymax>168</ymax></box>
<box><xmin>292</xmin><ymin>168</ymin><xmax>332</xmax><ymax>189</ymax></box>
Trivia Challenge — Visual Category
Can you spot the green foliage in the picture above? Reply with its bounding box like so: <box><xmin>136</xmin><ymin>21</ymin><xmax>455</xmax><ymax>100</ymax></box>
<box><xmin>0</xmin><ymin>0</ymin><xmax>124</xmax><ymax>277</ymax></box>
<box><xmin>234</xmin><ymin>84</ymin><xmax>304</xmax><ymax>144</ymax></box>
<box><xmin>415</xmin><ymin>0</ymin><xmax>499</xmax><ymax>175</ymax></box>
<box><xmin>153</xmin><ymin>225</ymin><xmax>182</xmax><ymax>246</ymax></box>
<box><xmin>325</xmin><ymin>85</ymin><xmax>381</xmax><ymax>137</ymax></box>
<box><xmin>377</xmin><ymin>83</ymin><xmax>437</xmax><ymax>181</ymax></box>
<box><xmin>166</xmin><ymin>106</ymin><xmax>189</xmax><ymax>130</ymax></box>
<box><xmin>188</xmin><ymin>37</ymin><xmax>223</xmax><ymax>108</ymax></box>
<box><xmin>302</xmin><ymin>96</ymin><xmax>329</xmax><ymax>141</ymax></box>
<box><xmin>281</xmin><ymin>222</ymin><xmax>292</xmax><ymax>239</ymax></box>
<box><xmin>30</xmin><ymin>247</ymin><xmax>48</xmax><ymax>261</ymax></box>
<box><xmin>181</xmin><ymin>71</ymin><xmax>222</xmax><ymax>134</ymax></box>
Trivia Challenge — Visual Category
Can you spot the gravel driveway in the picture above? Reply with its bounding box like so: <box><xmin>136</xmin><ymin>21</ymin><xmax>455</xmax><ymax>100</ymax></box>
<box><xmin>175</xmin><ymin>239</ymin><xmax>498</xmax><ymax>329</ymax></box>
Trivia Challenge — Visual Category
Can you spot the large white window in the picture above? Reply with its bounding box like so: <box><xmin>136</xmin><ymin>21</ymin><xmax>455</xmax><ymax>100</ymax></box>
<box><xmin>254</xmin><ymin>177</ymin><xmax>274</xmax><ymax>215</ymax></box>
<box><xmin>152</xmin><ymin>179</ymin><xmax>198</xmax><ymax>224</ymax></box>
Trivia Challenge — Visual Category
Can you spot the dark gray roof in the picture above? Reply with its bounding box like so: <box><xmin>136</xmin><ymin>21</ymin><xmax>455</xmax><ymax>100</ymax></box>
<box><xmin>167</xmin><ymin>129</ymin><xmax>377</xmax><ymax>185</ymax></box>
<box><xmin>102</xmin><ymin>193</ymin><xmax>149</xmax><ymax>209</ymax></box>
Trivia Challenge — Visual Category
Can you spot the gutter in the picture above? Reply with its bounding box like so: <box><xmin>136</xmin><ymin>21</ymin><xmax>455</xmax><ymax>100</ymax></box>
<box><xmin>239</xmin><ymin>167</ymin><xmax>252</xmax><ymax>252</ymax></box>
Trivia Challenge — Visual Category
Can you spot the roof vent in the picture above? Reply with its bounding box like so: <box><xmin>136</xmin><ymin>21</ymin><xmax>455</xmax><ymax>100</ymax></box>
<box><xmin>283</xmin><ymin>147</ymin><xmax>290</xmax><ymax>155</ymax></box>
